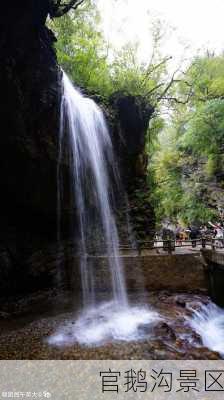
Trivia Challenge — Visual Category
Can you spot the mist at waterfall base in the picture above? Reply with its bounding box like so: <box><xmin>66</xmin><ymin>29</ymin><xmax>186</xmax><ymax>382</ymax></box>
<box><xmin>189</xmin><ymin>303</ymin><xmax>224</xmax><ymax>355</ymax></box>
<box><xmin>48</xmin><ymin>71</ymin><xmax>160</xmax><ymax>347</ymax></box>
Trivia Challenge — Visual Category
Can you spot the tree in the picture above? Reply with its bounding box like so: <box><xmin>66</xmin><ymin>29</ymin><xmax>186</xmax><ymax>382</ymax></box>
<box><xmin>49</xmin><ymin>0</ymin><xmax>85</xmax><ymax>18</ymax></box>
<box><xmin>150</xmin><ymin>52</ymin><xmax>224</xmax><ymax>225</ymax></box>
<box><xmin>49</xmin><ymin>1</ymin><xmax>112</xmax><ymax>95</ymax></box>
<box><xmin>51</xmin><ymin>7</ymin><xmax>178</xmax><ymax>102</ymax></box>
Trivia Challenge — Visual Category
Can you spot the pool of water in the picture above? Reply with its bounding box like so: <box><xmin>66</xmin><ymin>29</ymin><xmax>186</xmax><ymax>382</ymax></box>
<box><xmin>0</xmin><ymin>291</ymin><xmax>222</xmax><ymax>360</ymax></box>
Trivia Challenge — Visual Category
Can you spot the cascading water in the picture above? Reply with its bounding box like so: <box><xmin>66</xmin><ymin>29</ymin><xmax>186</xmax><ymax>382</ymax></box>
<box><xmin>189</xmin><ymin>303</ymin><xmax>224</xmax><ymax>356</ymax></box>
<box><xmin>49</xmin><ymin>71</ymin><xmax>160</xmax><ymax>347</ymax></box>
<box><xmin>59</xmin><ymin>71</ymin><xmax>127</xmax><ymax>308</ymax></box>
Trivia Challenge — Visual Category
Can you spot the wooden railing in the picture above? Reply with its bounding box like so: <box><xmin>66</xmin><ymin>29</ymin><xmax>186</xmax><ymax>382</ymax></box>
<box><xmin>119</xmin><ymin>237</ymin><xmax>224</xmax><ymax>255</ymax></box>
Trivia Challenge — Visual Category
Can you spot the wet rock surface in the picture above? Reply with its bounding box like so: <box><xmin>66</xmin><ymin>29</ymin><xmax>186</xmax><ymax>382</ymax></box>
<box><xmin>0</xmin><ymin>291</ymin><xmax>221</xmax><ymax>360</ymax></box>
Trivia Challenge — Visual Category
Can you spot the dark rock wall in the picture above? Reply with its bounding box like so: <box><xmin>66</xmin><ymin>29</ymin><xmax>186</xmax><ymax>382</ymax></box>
<box><xmin>0</xmin><ymin>6</ymin><xmax>155</xmax><ymax>295</ymax></box>
<box><xmin>0</xmin><ymin>3</ymin><xmax>61</xmax><ymax>234</ymax></box>
<box><xmin>0</xmin><ymin>3</ymin><xmax>62</xmax><ymax>294</ymax></box>
<box><xmin>111</xmin><ymin>93</ymin><xmax>155</xmax><ymax>242</ymax></box>
<box><xmin>111</xmin><ymin>94</ymin><xmax>154</xmax><ymax>183</ymax></box>
<box><xmin>202</xmin><ymin>249</ymin><xmax>224</xmax><ymax>307</ymax></box>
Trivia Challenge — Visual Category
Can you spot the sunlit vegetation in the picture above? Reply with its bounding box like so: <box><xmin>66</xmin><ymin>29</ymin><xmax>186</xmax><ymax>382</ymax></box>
<box><xmin>49</xmin><ymin>2</ymin><xmax>175</xmax><ymax>102</ymax></box>
<box><xmin>150</xmin><ymin>56</ymin><xmax>224</xmax><ymax>225</ymax></box>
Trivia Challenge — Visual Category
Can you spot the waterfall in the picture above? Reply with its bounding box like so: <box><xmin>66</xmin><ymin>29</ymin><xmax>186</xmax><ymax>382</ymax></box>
<box><xmin>59</xmin><ymin>71</ymin><xmax>127</xmax><ymax>308</ymax></box>
<box><xmin>48</xmin><ymin>71</ymin><xmax>160</xmax><ymax>347</ymax></box>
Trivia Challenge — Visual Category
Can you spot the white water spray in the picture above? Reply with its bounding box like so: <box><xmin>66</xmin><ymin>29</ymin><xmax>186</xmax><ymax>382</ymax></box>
<box><xmin>189</xmin><ymin>303</ymin><xmax>224</xmax><ymax>355</ymax></box>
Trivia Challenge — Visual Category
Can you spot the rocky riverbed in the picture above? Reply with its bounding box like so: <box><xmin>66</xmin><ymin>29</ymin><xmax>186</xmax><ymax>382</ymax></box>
<box><xmin>0</xmin><ymin>290</ymin><xmax>221</xmax><ymax>360</ymax></box>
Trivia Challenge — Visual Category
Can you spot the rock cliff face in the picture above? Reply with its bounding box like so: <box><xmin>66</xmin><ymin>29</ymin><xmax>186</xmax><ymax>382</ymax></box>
<box><xmin>111</xmin><ymin>94</ymin><xmax>155</xmax><ymax>242</ymax></box>
<box><xmin>0</xmin><ymin>3</ymin><xmax>62</xmax><ymax>236</ymax></box>
<box><xmin>0</xmin><ymin>6</ymin><xmax>155</xmax><ymax>295</ymax></box>
<box><xmin>0</xmin><ymin>3</ymin><xmax>61</xmax><ymax>294</ymax></box>
<box><xmin>111</xmin><ymin>94</ymin><xmax>154</xmax><ymax>183</ymax></box>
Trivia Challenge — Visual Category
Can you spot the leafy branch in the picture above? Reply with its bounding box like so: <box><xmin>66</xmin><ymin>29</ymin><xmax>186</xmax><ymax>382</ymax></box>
<box><xmin>49</xmin><ymin>0</ymin><xmax>85</xmax><ymax>18</ymax></box>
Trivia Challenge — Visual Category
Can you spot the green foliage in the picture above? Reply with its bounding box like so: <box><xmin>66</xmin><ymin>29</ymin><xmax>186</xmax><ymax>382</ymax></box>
<box><xmin>49</xmin><ymin>2</ymin><xmax>173</xmax><ymax>102</ymax></box>
<box><xmin>49</xmin><ymin>1</ymin><xmax>113</xmax><ymax>96</ymax></box>
<box><xmin>186</xmin><ymin>55</ymin><xmax>224</xmax><ymax>101</ymax></box>
<box><xmin>110</xmin><ymin>43</ymin><xmax>146</xmax><ymax>95</ymax></box>
<box><xmin>150</xmin><ymin>53</ymin><xmax>224</xmax><ymax>225</ymax></box>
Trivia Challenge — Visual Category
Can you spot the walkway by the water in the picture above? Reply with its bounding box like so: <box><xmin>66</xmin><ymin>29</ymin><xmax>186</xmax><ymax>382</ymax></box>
<box><xmin>121</xmin><ymin>242</ymin><xmax>224</xmax><ymax>256</ymax></box>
